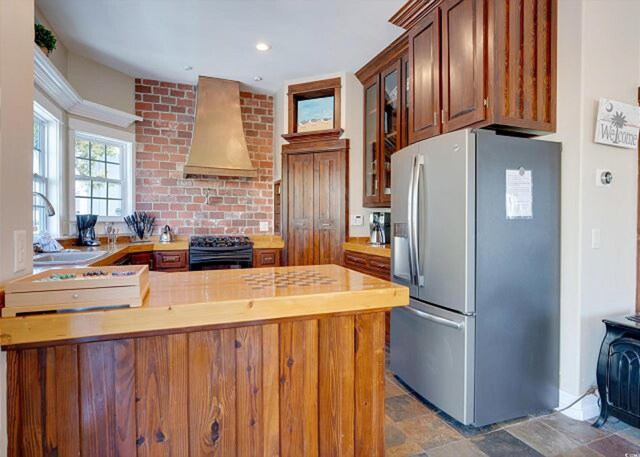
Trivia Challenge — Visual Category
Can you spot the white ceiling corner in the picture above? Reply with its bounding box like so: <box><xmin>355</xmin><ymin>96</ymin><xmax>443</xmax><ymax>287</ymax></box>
<box><xmin>35</xmin><ymin>0</ymin><xmax>406</xmax><ymax>93</ymax></box>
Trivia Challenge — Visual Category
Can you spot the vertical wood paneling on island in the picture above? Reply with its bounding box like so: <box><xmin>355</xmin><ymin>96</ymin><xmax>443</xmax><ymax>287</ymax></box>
<box><xmin>236</xmin><ymin>326</ymin><xmax>264</xmax><ymax>456</ymax></box>
<box><xmin>6</xmin><ymin>311</ymin><xmax>389</xmax><ymax>456</ymax></box>
<box><xmin>188</xmin><ymin>329</ymin><xmax>237</xmax><ymax>456</ymax></box>
<box><xmin>136</xmin><ymin>334</ymin><xmax>189</xmax><ymax>456</ymax></box>
<box><xmin>7</xmin><ymin>351</ymin><xmax>20</xmax><ymax>457</ymax></box>
<box><xmin>319</xmin><ymin>316</ymin><xmax>355</xmax><ymax>457</ymax></box>
<box><xmin>47</xmin><ymin>346</ymin><xmax>81</xmax><ymax>456</ymax></box>
<box><xmin>280</xmin><ymin>320</ymin><xmax>319</xmax><ymax>457</ymax></box>
<box><xmin>262</xmin><ymin>324</ymin><xmax>281</xmax><ymax>457</ymax></box>
<box><xmin>79</xmin><ymin>340</ymin><xmax>136</xmax><ymax>456</ymax></box>
<box><xmin>354</xmin><ymin>313</ymin><xmax>386</xmax><ymax>456</ymax></box>
<box><xmin>10</xmin><ymin>346</ymin><xmax>81</xmax><ymax>457</ymax></box>
<box><xmin>18</xmin><ymin>350</ymin><xmax>44</xmax><ymax>456</ymax></box>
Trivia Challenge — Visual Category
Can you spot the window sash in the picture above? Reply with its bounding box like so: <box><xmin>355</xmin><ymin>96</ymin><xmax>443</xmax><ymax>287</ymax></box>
<box><xmin>73</xmin><ymin>133</ymin><xmax>130</xmax><ymax>219</ymax></box>
<box><xmin>33</xmin><ymin>116</ymin><xmax>48</xmax><ymax>233</ymax></box>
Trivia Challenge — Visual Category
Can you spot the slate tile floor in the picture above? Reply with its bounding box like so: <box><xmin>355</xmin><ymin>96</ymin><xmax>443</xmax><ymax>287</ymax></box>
<box><xmin>384</xmin><ymin>372</ymin><xmax>640</xmax><ymax>456</ymax></box>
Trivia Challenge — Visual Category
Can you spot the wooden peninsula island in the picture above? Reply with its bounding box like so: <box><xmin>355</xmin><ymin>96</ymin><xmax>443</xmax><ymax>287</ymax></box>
<box><xmin>0</xmin><ymin>264</ymin><xmax>408</xmax><ymax>456</ymax></box>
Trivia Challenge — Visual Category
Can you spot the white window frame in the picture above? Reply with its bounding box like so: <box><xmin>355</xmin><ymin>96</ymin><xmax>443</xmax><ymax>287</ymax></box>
<box><xmin>68</xmin><ymin>117</ymin><xmax>135</xmax><ymax>223</ymax></box>
<box><xmin>33</xmin><ymin>97</ymin><xmax>63</xmax><ymax>236</ymax></box>
<box><xmin>32</xmin><ymin>114</ymin><xmax>48</xmax><ymax>233</ymax></box>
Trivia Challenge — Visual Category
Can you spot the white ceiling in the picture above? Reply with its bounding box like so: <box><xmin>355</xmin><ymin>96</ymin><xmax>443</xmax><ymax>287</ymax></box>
<box><xmin>37</xmin><ymin>0</ymin><xmax>406</xmax><ymax>93</ymax></box>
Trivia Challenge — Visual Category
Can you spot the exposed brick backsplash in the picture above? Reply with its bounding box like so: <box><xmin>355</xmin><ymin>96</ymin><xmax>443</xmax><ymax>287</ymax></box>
<box><xmin>134</xmin><ymin>78</ymin><xmax>274</xmax><ymax>236</ymax></box>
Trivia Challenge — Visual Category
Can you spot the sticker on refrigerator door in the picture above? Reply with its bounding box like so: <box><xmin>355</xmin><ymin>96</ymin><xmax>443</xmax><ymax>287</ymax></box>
<box><xmin>505</xmin><ymin>168</ymin><xmax>533</xmax><ymax>219</ymax></box>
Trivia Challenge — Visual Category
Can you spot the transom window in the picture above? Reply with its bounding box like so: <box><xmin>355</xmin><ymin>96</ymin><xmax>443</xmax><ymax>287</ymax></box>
<box><xmin>33</xmin><ymin>115</ymin><xmax>48</xmax><ymax>233</ymax></box>
<box><xmin>74</xmin><ymin>134</ymin><xmax>126</xmax><ymax>217</ymax></box>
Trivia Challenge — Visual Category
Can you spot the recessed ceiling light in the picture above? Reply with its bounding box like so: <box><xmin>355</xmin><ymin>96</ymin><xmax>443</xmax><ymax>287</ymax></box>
<box><xmin>253</xmin><ymin>76</ymin><xmax>263</xmax><ymax>82</ymax></box>
<box><xmin>184</xmin><ymin>65</ymin><xmax>193</xmax><ymax>71</ymax></box>
<box><xmin>256</xmin><ymin>42</ymin><xmax>271</xmax><ymax>52</ymax></box>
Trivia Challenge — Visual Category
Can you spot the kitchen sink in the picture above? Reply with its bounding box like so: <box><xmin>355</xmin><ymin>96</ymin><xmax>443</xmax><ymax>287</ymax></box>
<box><xmin>33</xmin><ymin>250</ymin><xmax>108</xmax><ymax>266</ymax></box>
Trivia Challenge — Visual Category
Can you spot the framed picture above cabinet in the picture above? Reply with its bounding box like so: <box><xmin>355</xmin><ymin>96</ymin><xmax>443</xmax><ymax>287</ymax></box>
<box><xmin>286</xmin><ymin>77</ymin><xmax>341</xmax><ymax>136</ymax></box>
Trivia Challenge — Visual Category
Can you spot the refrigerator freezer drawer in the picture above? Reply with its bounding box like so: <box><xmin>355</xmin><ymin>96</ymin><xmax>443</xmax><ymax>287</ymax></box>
<box><xmin>390</xmin><ymin>300</ymin><xmax>475</xmax><ymax>425</ymax></box>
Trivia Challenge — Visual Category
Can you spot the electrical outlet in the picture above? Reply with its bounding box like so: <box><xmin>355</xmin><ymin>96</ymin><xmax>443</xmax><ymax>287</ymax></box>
<box><xmin>351</xmin><ymin>215</ymin><xmax>363</xmax><ymax>226</ymax></box>
<box><xmin>259</xmin><ymin>221</ymin><xmax>269</xmax><ymax>232</ymax></box>
<box><xmin>13</xmin><ymin>230</ymin><xmax>27</xmax><ymax>272</ymax></box>
<box><xmin>591</xmin><ymin>229</ymin><xmax>601</xmax><ymax>249</ymax></box>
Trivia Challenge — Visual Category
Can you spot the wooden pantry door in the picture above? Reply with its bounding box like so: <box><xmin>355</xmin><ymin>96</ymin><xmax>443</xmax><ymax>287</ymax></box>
<box><xmin>314</xmin><ymin>150</ymin><xmax>345</xmax><ymax>265</ymax></box>
<box><xmin>287</xmin><ymin>153</ymin><xmax>315</xmax><ymax>266</ymax></box>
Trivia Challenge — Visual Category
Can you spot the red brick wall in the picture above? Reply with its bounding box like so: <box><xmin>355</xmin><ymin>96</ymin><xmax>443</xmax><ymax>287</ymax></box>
<box><xmin>134</xmin><ymin>78</ymin><xmax>274</xmax><ymax>235</ymax></box>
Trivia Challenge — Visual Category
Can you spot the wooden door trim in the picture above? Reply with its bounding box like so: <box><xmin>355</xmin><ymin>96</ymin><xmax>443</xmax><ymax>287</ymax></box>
<box><xmin>441</xmin><ymin>0</ymin><xmax>485</xmax><ymax>132</ymax></box>
<box><xmin>408</xmin><ymin>8</ymin><xmax>442</xmax><ymax>144</ymax></box>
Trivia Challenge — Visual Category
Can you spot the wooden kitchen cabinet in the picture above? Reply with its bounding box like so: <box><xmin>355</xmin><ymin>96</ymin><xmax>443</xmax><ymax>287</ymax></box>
<box><xmin>153</xmin><ymin>250</ymin><xmax>188</xmax><ymax>272</ymax></box>
<box><xmin>253</xmin><ymin>249</ymin><xmax>281</xmax><ymax>268</ymax></box>
<box><xmin>394</xmin><ymin>0</ymin><xmax>557</xmax><ymax>138</ymax></box>
<box><xmin>357</xmin><ymin>34</ymin><xmax>410</xmax><ymax>207</ymax></box>
<box><xmin>408</xmin><ymin>8</ymin><xmax>441</xmax><ymax>143</ymax></box>
<box><xmin>281</xmin><ymin>133</ymin><xmax>348</xmax><ymax>267</ymax></box>
<box><xmin>129</xmin><ymin>252</ymin><xmax>154</xmax><ymax>270</ymax></box>
<box><xmin>343</xmin><ymin>250</ymin><xmax>392</xmax><ymax>345</ymax></box>
<box><xmin>441</xmin><ymin>0</ymin><xmax>485</xmax><ymax>132</ymax></box>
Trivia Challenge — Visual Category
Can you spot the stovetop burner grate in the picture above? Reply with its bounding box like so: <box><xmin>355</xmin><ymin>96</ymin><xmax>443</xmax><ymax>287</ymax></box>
<box><xmin>189</xmin><ymin>235</ymin><xmax>252</xmax><ymax>248</ymax></box>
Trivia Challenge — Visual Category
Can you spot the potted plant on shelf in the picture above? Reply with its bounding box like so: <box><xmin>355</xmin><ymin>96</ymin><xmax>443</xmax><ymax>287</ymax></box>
<box><xmin>34</xmin><ymin>23</ymin><xmax>56</xmax><ymax>57</ymax></box>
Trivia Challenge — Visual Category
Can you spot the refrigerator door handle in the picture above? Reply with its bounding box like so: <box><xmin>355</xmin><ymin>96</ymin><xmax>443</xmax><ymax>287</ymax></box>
<box><xmin>407</xmin><ymin>155</ymin><xmax>417</xmax><ymax>284</ymax></box>
<box><xmin>401</xmin><ymin>305</ymin><xmax>465</xmax><ymax>330</ymax></box>
<box><xmin>413</xmin><ymin>155</ymin><xmax>424</xmax><ymax>287</ymax></box>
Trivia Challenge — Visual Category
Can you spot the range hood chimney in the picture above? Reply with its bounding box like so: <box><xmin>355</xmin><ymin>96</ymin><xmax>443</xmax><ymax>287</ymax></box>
<box><xmin>184</xmin><ymin>76</ymin><xmax>257</xmax><ymax>178</ymax></box>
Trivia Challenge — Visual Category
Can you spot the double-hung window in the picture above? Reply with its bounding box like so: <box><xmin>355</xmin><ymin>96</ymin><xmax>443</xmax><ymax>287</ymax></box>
<box><xmin>33</xmin><ymin>115</ymin><xmax>48</xmax><ymax>233</ymax></box>
<box><xmin>74</xmin><ymin>134</ymin><xmax>128</xmax><ymax>218</ymax></box>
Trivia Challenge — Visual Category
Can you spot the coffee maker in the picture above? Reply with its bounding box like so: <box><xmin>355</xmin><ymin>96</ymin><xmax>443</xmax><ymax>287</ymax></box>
<box><xmin>77</xmin><ymin>214</ymin><xmax>101</xmax><ymax>246</ymax></box>
<box><xmin>369</xmin><ymin>212</ymin><xmax>391</xmax><ymax>245</ymax></box>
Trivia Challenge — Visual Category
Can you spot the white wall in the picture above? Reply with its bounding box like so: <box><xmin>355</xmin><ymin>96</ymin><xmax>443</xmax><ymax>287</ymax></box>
<box><xmin>274</xmin><ymin>71</ymin><xmax>379</xmax><ymax>238</ymax></box>
<box><xmin>35</xmin><ymin>5</ymin><xmax>135</xmax><ymax>116</ymax></box>
<box><xmin>0</xmin><ymin>1</ymin><xmax>35</xmax><ymax>455</ymax></box>
<box><xmin>549</xmin><ymin>0</ymin><xmax>640</xmax><ymax>418</ymax></box>
<box><xmin>67</xmin><ymin>52</ymin><xmax>135</xmax><ymax>115</ymax></box>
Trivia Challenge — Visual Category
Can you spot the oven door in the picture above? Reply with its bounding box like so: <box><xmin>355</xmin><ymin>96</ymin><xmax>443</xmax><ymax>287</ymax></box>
<box><xmin>188</xmin><ymin>247</ymin><xmax>253</xmax><ymax>270</ymax></box>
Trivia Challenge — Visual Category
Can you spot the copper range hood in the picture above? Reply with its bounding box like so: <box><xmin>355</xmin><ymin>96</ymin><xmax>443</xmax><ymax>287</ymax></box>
<box><xmin>184</xmin><ymin>76</ymin><xmax>257</xmax><ymax>178</ymax></box>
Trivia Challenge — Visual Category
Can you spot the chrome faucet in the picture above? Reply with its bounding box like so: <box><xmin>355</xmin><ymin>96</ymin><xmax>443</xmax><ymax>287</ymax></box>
<box><xmin>33</xmin><ymin>191</ymin><xmax>55</xmax><ymax>216</ymax></box>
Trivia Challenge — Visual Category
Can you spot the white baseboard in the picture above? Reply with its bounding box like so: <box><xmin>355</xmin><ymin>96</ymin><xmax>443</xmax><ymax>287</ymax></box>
<box><xmin>557</xmin><ymin>389</ymin><xmax>600</xmax><ymax>421</ymax></box>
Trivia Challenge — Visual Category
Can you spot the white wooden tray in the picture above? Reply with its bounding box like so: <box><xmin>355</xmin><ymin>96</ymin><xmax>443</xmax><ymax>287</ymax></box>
<box><xmin>2</xmin><ymin>265</ymin><xmax>149</xmax><ymax>317</ymax></box>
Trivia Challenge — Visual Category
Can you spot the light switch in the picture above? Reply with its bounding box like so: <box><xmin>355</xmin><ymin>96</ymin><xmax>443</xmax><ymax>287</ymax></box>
<box><xmin>591</xmin><ymin>229</ymin><xmax>601</xmax><ymax>249</ymax></box>
<box><xmin>13</xmin><ymin>230</ymin><xmax>27</xmax><ymax>272</ymax></box>
<box><xmin>259</xmin><ymin>221</ymin><xmax>269</xmax><ymax>232</ymax></box>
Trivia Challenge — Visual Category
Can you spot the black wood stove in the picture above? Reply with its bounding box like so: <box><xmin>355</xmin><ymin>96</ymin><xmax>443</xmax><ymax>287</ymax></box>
<box><xmin>595</xmin><ymin>315</ymin><xmax>640</xmax><ymax>428</ymax></box>
<box><xmin>188</xmin><ymin>235</ymin><xmax>253</xmax><ymax>270</ymax></box>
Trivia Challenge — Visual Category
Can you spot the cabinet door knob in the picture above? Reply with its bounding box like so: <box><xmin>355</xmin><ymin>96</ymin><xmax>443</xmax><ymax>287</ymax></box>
<box><xmin>72</xmin><ymin>293</ymin><xmax>79</xmax><ymax>299</ymax></box>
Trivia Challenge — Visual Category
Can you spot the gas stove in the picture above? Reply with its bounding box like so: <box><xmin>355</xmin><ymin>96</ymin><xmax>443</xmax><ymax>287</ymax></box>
<box><xmin>189</xmin><ymin>235</ymin><xmax>252</xmax><ymax>248</ymax></box>
<box><xmin>189</xmin><ymin>235</ymin><xmax>253</xmax><ymax>270</ymax></box>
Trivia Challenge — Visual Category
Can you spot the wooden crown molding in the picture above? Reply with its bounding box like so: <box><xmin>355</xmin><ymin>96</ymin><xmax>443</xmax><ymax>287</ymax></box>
<box><xmin>34</xmin><ymin>45</ymin><xmax>142</xmax><ymax>128</ymax></box>
<box><xmin>355</xmin><ymin>32</ymin><xmax>409</xmax><ymax>84</ymax></box>
<box><xmin>389</xmin><ymin>0</ymin><xmax>440</xmax><ymax>30</ymax></box>
<box><xmin>287</xmin><ymin>77</ymin><xmax>342</xmax><ymax>96</ymax></box>
<box><xmin>281</xmin><ymin>128</ymin><xmax>344</xmax><ymax>144</ymax></box>
<box><xmin>282</xmin><ymin>137</ymin><xmax>349</xmax><ymax>155</ymax></box>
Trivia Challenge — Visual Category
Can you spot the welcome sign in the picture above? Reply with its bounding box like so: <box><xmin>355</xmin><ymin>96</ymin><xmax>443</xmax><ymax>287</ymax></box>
<box><xmin>595</xmin><ymin>98</ymin><xmax>640</xmax><ymax>150</ymax></box>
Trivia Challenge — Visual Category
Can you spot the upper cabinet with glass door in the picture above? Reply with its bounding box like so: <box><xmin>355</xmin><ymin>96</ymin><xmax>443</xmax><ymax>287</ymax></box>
<box><xmin>357</xmin><ymin>38</ymin><xmax>409</xmax><ymax>208</ymax></box>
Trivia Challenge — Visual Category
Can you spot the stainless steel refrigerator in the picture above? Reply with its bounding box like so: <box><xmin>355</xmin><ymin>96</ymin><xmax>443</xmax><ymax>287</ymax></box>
<box><xmin>390</xmin><ymin>129</ymin><xmax>560</xmax><ymax>427</ymax></box>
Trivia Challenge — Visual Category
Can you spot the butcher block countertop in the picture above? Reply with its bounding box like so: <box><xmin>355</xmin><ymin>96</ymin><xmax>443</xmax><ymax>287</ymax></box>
<box><xmin>343</xmin><ymin>237</ymin><xmax>391</xmax><ymax>258</ymax></box>
<box><xmin>0</xmin><ymin>264</ymin><xmax>408</xmax><ymax>347</ymax></box>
